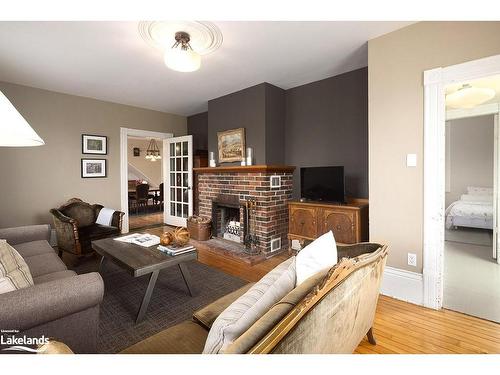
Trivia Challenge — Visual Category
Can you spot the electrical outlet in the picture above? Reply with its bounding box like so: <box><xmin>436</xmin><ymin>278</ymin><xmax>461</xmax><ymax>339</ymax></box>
<box><xmin>407</xmin><ymin>253</ymin><xmax>417</xmax><ymax>267</ymax></box>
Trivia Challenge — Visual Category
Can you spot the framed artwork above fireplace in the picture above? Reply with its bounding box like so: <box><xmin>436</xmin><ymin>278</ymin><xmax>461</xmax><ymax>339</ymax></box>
<box><xmin>217</xmin><ymin>128</ymin><xmax>246</xmax><ymax>163</ymax></box>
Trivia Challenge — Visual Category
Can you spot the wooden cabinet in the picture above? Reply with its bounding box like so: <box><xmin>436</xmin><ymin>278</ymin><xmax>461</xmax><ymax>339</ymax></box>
<box><xmin>288</xmin><ymin>199</ymin><xmax>368</xmax><ymax>246</ymax></box>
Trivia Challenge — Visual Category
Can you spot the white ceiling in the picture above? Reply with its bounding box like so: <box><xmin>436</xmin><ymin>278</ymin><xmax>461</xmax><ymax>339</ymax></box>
<box><xmin>0</xmin><ymin>21</ymin><xmax>412</xmax><ymax>116</ymax></box>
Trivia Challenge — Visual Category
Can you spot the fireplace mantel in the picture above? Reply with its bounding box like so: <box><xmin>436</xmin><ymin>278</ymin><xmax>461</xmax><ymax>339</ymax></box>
<box><xmin>193</xmin><ymin>165</ymin><xmax>296</xmax><ymax>174</ymax></box>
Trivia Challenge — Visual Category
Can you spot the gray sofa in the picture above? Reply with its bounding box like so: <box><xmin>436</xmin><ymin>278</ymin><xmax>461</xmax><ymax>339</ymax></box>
<box><xmin>0</xmin><ymin>224</ymin><xmax>104</xmax><ymax>354</ymax></box>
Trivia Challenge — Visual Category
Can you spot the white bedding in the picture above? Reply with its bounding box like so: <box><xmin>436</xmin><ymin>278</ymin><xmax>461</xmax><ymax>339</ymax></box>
<box><xmin>445</xmin><ymin>197</ymin><xmax>493</xmax><ymax>230</ymax></box>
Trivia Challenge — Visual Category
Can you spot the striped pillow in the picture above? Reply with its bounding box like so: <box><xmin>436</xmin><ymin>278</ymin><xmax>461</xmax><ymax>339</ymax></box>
<box><xmin>0</xmin><ymin>239</ymin><xmax>34</xmax><ymax>294</ymax></box>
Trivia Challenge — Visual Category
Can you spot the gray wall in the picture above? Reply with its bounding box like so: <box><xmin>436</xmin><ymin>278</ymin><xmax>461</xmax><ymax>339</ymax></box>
<box><xmin>285</xmin><ymin>68</ymin><xmax>368</xmax><ymax>198</ymax></box>
<box><xmin>265</xmin><ymin>84</ymin><xmax>286</xmax><ymax>165</ymax></box>
<box><xmin>0</xmin><ymin>81</ymin><xmax>186</xmax><ymax>228</ymax></box>
<box><xmin>445</xmin><ymin>115</ymin><xmax>494</xmax><ymax>207</ymax></box>
<box><xmin>187</xmin><ymin>111</ymin><xmax>208</xmax><ymax>152</ymax></box>
<box><xmin>208</xmin><ymin>83</ymin><xmax>267</xmax><ymax>165</ymax></box>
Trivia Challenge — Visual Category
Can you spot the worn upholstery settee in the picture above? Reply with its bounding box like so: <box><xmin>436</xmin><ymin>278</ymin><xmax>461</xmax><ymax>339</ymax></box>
<box><xmin>0</xmin><ymin>225</ymin><xmax>104</xmax><ymax>354</ymax></box>
<box><xmin>50</xmin><ymin>198</ymin><xmax>124</xmax><ymax>258</ymax></box>
<box><xmin>122</xmin><ymin>242</ymin><xmax>388</xmax><ymax>354</ymax></box>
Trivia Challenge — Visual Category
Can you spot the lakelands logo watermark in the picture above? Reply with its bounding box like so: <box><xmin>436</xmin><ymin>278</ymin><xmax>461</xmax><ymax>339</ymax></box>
<box><xmin>1</xmin><ymin>329</ymin><xmax>49</xmax><ymax>353</ymax></box>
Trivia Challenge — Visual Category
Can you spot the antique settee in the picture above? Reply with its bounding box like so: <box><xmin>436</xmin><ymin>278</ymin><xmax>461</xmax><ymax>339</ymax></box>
<box><xmin>50</xmin><ymin>198</ymin><xmax>124</xmax><ymax>258</ymax></box>
<box><xmin>122</xmin><ymin>242</ymin><xmax>388</xmax><ymax>354</ymax></box>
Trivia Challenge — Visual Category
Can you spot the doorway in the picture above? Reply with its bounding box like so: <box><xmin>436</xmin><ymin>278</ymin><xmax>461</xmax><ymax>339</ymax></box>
<box><xmin>119</xmin><ymin>128</ymin><xmax>173</xmax><ymax>233</ymax></box>
<box><xmin>423</xmin><ymin>55</ymin><xmax>500</xmax><ymax>315</ymax></box>
<box><xmin>443</xmin><ymin>92</ymin><xmax>500</xmax><ymax>321</ymax></box>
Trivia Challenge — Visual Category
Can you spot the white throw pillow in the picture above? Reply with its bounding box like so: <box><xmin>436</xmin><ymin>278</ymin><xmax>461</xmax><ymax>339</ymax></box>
<box><xmin>203</xmin><ymin>257</ymin><xmax>296</xmax><ymax>354</ymax></box>
<box><xmin>467</xmin><ymin>186</ymin><xmax>493</xmax><ymax>196</ymax></box>
<box><xmin>295</xmin><ymin>230</ymin><xmax>337</xmax><ymax>286</ymax></box>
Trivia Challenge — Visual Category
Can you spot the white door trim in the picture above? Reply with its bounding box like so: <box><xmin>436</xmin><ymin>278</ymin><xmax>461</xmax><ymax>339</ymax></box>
<box><xmin>120</xmin><ymin>127</ymin><xmax>173</xmax><ymax>233</ymax></box>
<box><xmin>423</xmin><ymin>53</ymin><xmax>500</xmax><ymax>309</ymax></box>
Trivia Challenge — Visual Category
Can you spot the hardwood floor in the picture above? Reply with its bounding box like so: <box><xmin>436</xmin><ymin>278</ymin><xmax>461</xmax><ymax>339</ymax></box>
<box><xmin>129</xmin><ymin>212</ymin><xmax>163</xmax><ymax>230</ymax></box>
<box><xmin>143</xmin><ymin>226</ymin><xmax>500</xmax><ymax>354</ymax></box>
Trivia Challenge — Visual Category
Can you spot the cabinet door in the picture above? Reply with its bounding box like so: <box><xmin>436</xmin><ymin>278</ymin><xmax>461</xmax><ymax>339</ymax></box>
<box><xmin>289</xmin><ymin>206</ymin><xmax>317</xmax><ymax>239</ymax></box>
<box><xmin>322</xmin><ymin>209</ymin><xmax>356</xmax><ymax>244</ymax></box>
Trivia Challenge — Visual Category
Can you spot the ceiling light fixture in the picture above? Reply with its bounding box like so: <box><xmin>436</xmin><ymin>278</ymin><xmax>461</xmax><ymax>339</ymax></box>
<box><xmin>164</xmin><ymin>31</ymin><xmax>201</xmax><ymax>73</ymax></box>
<box><xmin>0</xmin><ymin>90</ymin><xmax>44</xmax><ymax>147</ymax></box>
<box><xmin>145</xmin><ymin>139</ymin><xmax>161</xmax><ymax>161</ymax></box>
<box><xmin>446</xmin><ymin>83</ymin><xmax>496</xmax><ymax>109</ymax></box>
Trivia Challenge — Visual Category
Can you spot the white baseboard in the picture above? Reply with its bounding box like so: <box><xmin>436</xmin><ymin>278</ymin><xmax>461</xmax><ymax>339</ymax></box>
<box><xmin>380</xmin><ymin>266</ymin><xmax>423</xmax><ymax>306</ymax></box>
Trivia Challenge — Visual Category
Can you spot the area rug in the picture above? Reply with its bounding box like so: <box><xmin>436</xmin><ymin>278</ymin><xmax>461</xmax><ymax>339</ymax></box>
<box><xmin>72</xmin><ymin>257</ymin><xmax>246</xmax><ymax>353</ymax></box>
<box><xmin>445</xmin><ymin>227</ymin><xmax>493</xmax><ymax>247</ymax></box>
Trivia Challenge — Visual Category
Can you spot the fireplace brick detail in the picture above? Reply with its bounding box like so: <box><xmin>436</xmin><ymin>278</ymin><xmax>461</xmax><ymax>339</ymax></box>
<box><xmin>195</xmin><ymin>167</ymin><xmax>294</xmax><ymax>255</ymax></box>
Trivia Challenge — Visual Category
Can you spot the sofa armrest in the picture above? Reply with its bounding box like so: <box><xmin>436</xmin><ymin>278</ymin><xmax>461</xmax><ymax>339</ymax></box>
<box><xmin>336</xmin><ymin>243</ymin><xmax>384</xmax><ymax>259</ymax></box>
<box><xmin>111</xmin><ymin>211</ymin><xmax>125</xmax><ymax>231</ymax></box>
<box><xmin>50</xmin><ymin>209</ymin><xmax>80</xmax><ymax>254</ymax></box>
<box><xmin>192</xmin><ymin>283</ymin><xmax>255</xmax><ymax>330</ymax></box>
<box><xmin>0</xmin><ymin>224</ymin><xmax>51</xmax><ymax>246</ymax></box>
<box><xmin>0</xmin><ymin>272</ymin><xmax>104</xmax><ymax>331</ymax></box>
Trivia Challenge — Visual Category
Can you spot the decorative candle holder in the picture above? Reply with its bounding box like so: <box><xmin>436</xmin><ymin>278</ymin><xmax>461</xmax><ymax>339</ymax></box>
<box><xmin>246</xmin><ymin>147</ymin><xmax>253</xmax><ymax>166</ymax></box>
<box><xmin>209</xmin><ymin>151</ymin><xmax>216</xmax><ymax>167</ymax></box>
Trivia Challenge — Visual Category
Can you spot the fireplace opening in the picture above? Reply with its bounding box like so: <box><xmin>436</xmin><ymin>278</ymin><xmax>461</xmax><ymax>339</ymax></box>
<box><xmin>212</xmin><ymin>197</ymin><xmax>246</xmax><ymax>244</ymax></box>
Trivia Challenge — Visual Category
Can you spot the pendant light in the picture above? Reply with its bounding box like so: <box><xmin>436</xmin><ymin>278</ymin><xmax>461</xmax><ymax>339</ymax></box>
<box><xmin>145</xmin><ymin>139</ymin><xmax>161</xmax><ymax>162</ymax></box>
<box><xmin>164</xmin><ymin>31</ymin><xmax>201</xmax><ymax>72</ymax></box>
<box><xmin>0</xmin><ymin>90</ymin><xmax>44</xmax><ymax>147</ymax></box>
<box><xmin>446</xmin><ymin>84</ymin><xmax>496</xmax><ymax>109</ymax></box>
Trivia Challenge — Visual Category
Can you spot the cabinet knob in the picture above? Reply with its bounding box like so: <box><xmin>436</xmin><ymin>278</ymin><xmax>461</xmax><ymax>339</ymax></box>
<box><xmin>336</xmin><ymin>225</ymin><xmax>341</xmax><ymax>230</ymax></box>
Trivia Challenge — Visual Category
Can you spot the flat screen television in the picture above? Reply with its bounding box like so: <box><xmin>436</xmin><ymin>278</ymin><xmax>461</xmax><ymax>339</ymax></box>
<box><xmin>300</xmin><ymin>166</ymin><xmax>345</xmax><ymax>203</ymax></box>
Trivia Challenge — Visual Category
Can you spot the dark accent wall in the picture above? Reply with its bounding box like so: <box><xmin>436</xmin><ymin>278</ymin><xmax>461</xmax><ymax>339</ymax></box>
<box><xmin>187</xmin><ymin>111</ymin><xmax>208</xmax><ymax>152</ymax></box>
<box><xmin>200</xmin><ymin>68</ymin><xmax>368</xmax><ymax>197</ymax></box>
<box><xmin>265</xmin><ymin>84</ymin><xmax>286</xmax><ymax>165</ymax></box>
<box><xmin>285</xmin><ymin>68</ymin><xmax>368</xmax><ymax>198</ymax></box>
<box><xmin>208</xmin><ymin>83</ymin><xmax>286</xmax><ymax>165</ymax></box>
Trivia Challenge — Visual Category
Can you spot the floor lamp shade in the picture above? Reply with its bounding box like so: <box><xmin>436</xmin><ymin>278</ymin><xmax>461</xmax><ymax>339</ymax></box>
<box><xmin>0</xmin><ymin>90</ymin><xmax>45</xmax><ymax>146</ymax></box>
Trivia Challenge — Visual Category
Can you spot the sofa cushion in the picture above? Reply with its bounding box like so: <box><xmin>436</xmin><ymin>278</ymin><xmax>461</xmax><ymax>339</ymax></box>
<box><xmin>79</xmin><ymin>224</ymin><xmax>119</xmax><ymax>240</ymax></box>
<box><xmin>193</xmin><ymin>283</ymin><xmax>255</xmax><ymax>330</ymax></box>
<box><xmin>13</xmin><ymin>239</ymin><xmax>55</xmax><ymax>259</ymax></box>
<box><xmin>203</xmin><ymin>257</ymin><xmax>296</xmax><ymax>354</ymax></box>
<box><xmin>23</xmin><ymin>252</ymin><xmax>67</xmax><ymax>278</ymax></box>
<box><xmin>295</xmin><ymin>230</ymin><xmax>337</xmax><ymax>286</ymax></box>
<box><xmin>0</xmin><ymin>239</ymin><xmax>34</xmax><ymax>294</ymax></box>
<box><xmin>121</xmin><ymin>320</ymin><xmax>209</xmax><ymax>354</ymax></box>
<box><xmin>34</xmin><ymin>270</ymin><xmax>77</xmax><ymax>285</ymax></box>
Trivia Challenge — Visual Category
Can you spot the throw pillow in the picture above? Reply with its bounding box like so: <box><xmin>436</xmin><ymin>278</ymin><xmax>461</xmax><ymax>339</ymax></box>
<box><xmin>0</xmin><ymin>239</ymin><xmax>34</xmax><ymax>294</ymax></box>
<box><xmin>203</xmin><ymin>257</ymin><xmax>296</xmax><ymax>354</ymax></box>
<box><xmin>295</xmin><ymin>230</ymin><xmax>337</xmax><ymax>286</ymax></box>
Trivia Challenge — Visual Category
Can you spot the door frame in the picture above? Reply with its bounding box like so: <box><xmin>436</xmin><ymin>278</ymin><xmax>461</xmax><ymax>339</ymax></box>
<box><xmin>119</xmin><ymin>127</ymin><xmax>173</xmax><ymax>233</ymax></box>
<box><xmin>423</xmin><ymin>54</ymin><xmax>500</xmax><ymax>309</ymax></box>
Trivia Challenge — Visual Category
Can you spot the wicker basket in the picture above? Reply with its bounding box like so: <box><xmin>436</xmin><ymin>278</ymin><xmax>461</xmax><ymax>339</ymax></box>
<box><xmin>187</xmin><ymin>216</ymin><xmax>212</xmax><ymax>241</ymax></box>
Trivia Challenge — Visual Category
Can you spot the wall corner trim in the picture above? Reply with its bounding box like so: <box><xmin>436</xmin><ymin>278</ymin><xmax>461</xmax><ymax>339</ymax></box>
<box><xmin>380</xmin><ymin>266</ymin><xmax>424</xmax><ymax>306</ymax></box>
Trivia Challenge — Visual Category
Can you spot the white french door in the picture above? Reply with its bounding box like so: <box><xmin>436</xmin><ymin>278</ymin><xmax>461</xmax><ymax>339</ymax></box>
<box><xmin>163</xmin><ymin>135</ymin><xmax>193</xmax><ymax>227</ymax></box>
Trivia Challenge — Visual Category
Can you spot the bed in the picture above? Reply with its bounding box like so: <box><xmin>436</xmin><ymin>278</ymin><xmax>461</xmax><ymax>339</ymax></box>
<box><xmin>445</xmin><ymin>187</ymin><xmax>494</xmax><ymax>230</ymax></box>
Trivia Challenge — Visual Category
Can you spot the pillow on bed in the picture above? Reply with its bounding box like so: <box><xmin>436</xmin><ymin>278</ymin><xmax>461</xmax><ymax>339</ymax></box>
<box><xmin>467</xmin><ymin>186</ymin><xmax>493</xmax><ymax>196</ymax></box>
<box><xmin>460</xmin><ymin>194</ymin><xmax>493</xmax><ymax>203</ymax></box>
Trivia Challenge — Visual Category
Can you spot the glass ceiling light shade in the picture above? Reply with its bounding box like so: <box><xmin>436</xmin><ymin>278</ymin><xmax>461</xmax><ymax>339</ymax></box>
<box><xmin>163</xmin><ymin>31</ymin><xmax>201</xmax><ymax>72</ymax></box>
<box><xmin>0</xmin><ymin>90</ymin><xmax>44</xmax><ymax>146</ymax></box>
<box><xmin>145</xmin><ymin>138</ymin><xmax>161</xmax><ymax>161</ymax></box>
<box><xmin>446</xmin><ymin>84</ymin><xmax>496</xmax><ymax>109</ymax></box>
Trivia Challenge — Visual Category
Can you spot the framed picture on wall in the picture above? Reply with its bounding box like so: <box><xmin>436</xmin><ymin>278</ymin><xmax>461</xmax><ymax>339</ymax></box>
<box><xmin>81</xmin><ymin>159</ymin><xmax>107</xmax><ymax>178</ymax></box>
<box><xmin>217</xmin><ymin>128</ymin><xmax>246</xmax><ymax>163</ymax></box>
<box><xmin>82</xmin><ymin>134</ymin><xmax>107</xmax><ymax>154</ymax></box>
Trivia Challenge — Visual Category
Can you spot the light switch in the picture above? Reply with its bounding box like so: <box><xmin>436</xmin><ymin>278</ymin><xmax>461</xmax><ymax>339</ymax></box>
<box><xmin>406</xmin><ymin>154</ymin><xmax>417</xmax><ymax>167</ymax></box>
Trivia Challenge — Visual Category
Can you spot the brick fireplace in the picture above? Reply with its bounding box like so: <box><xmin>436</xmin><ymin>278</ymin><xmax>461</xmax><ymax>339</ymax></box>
<box><xmin>194</xmin><ymin>165</ymin><xmax>295</xmax><ymax>255</ymax></box>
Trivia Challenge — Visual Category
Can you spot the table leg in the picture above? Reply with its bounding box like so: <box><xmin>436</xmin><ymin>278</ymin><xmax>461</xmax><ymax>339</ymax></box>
<box><xmin>99</xmin><ymin>255</ymin><xmax>107</xmax><ymax>273</ymax></box>
<box><xmin>178</xmin><ymin>263</ymin><xmax>196</xmax><ymax>297</ymax></box>
<box><xmin>136</xmin><ymin>270</ymin><xmax>160</xmax><ymax>324</ymax></box>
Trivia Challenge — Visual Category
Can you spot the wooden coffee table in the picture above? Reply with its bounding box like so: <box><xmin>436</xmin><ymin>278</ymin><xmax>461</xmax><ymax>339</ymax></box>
<box><xmin>91</xmin><ymin>237</ymin><xmax>197</xmax><ymax>323</ymax></box>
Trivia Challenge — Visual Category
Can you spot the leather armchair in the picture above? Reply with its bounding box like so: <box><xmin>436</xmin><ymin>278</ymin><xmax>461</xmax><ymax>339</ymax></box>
<box><xmin>50</xmin><ymin>198</ymin><xmax>124</xmax><ymax>257</ymax></box>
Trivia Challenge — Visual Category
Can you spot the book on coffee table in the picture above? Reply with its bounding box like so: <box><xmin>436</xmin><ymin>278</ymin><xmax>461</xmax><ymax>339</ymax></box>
<box><xmin>158</xmin><ymin>244</ymin><xmax>196</xmax><ymax>256</ymax></box>
<box><xmin>114</xmin><ymin>233</ymin><xmax>160</xmax><ymax>247</ymax></box>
